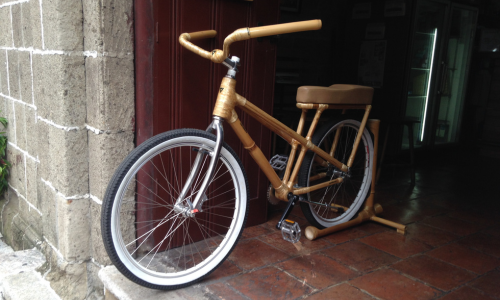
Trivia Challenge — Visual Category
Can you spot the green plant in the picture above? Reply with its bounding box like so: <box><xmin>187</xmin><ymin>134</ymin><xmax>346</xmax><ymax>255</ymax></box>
<box><xmin>0</xmin><ymin>114</ymin><xmax>10</xmax><ymax>194</ymax></box>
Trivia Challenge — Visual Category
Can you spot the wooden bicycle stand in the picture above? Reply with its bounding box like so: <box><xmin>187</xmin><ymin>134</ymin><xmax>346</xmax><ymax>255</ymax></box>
<box><xmin>304</xmin><ymin>119</ymin><xmax>406</xmax><ymax>241</ymax></box>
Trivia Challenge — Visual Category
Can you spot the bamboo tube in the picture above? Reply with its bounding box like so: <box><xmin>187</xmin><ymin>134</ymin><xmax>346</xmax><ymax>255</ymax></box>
<box><xmin>293</xmin><ymin>177</ymin><xmax>343</xmax><ymax>195</ymax></box>
<box><xmin>249</xmin><ymin>20</ymin><xmax>322</xmax><ymax>38</ymax></box>
<box><xmin>305</xmin><ymin>210</ymin><xmax>369</xmax><ymax>240</ymax></box>
<box><xmin>329</xmin><ymin>125</ymin><xmax>343</xmax><ymax>157</ymax></box>
<box><xmin>296</xmin><ymin>103</ymin><xmax>367</xmax><ymax>110</ymax></box>
<box><xmin>309</xmin><ymin>172</ymin><xmax>327</xmax><ymax>182</ymax></box>
<box><xmin>305</xmin><ymin>105</ymin><xmax>327</xmax><ymax>139</ymax></box>
<box><xmin>237</xmin><ymin>95</ymin><xmax>347</xmax><ymax>172</ymax></box>
<box><xmin>188</xmin><ymin>30</ymin><xmax>217</xmax><ymax>40</ymax></box>
<box><xmin>347</xmin><ymin>105</ymin><xmax>371</xmax><ymax>168</ymax></box>
<box><xmin>212</xmin><ymin>77</ymin><xmax>237</xmax><ymax>120</ymax></box>
<box><xmin>314</xmin><ymin>156</ymin><xmax>329</xmax><ymax>168</ymax></box>
<box><xmin>229</xmin><ymin>118</ymin><xmax>283</xmax><ymax>192</ymax></box>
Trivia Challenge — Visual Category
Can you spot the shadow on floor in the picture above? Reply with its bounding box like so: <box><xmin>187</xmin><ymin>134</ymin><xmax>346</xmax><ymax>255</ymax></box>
<box><xmin>197</xmin><ymin>149</ymin><xmax>500</xmax><ymax>300</ymax></box>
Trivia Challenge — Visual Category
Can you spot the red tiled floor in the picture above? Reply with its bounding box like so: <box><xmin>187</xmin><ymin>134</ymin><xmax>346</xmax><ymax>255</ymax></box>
<box><xmin>438</xmin><ymin>286</ymin><xmax>497</xmax><ymax>300</ymax></box>
<box><xmin>277</xmin><ymin>253</ymin><xmax>358</xmax><ymax>289</ymax></box>
<box><xmin>416</xmin><ymin>193</ymin><xmax>461</xmax><ymax>210</ymax></box>
<box><xmin>350</xmin><ymin>269</ymin><xmax>441</xmax><ymax>300</ymax></box>
<box><xmin>379</xmin><ymin>200</ymin><xmax>446</xmax><ymax>224</ymax></box>
<box><xmin>458</xmin><ymin>233</ymin><xmax>500</xmax><ymax>258</ymax></box>
<box><xmin>228</xmin><ymin>239</ymin><xmax>290</xmax><ymax>270</ymax></box>
<box><xmin>241</xmin><ymin>225</ymin><xmax>272</xmax><ymax>239</ymax></box>
<box><xmin>322</xmin><ymin>227</ymin><xmax>370</xmax><ymax>244</ymax></box>
<box><xmin>321</xmin><ymin>241</ymin><xmax>399</xmax><ymax>272</ymax></box>
<box><xmin>427</xmin><ymin>243</ymin><xmax>500</xmax><ymax>274</ymax></box>
<box><xmin>196</xmin><ymin>154</ymin><xmax>500</xmax><ymax>300</ymax></box>
<box><xmin>482</xmin><ymin>224</ymin><xmax>500</xmax><ymax>238</ymax></box>
<box><xmin>447</xmin><ymin>210</ymin><xmax>499</xmax><ymax>227</ymax></box>
<box><xmin>360</xmin><ymin>231</ymin><xmax>432</xmax><ymax>258</ymax></box>
<box><xmin>468</xmin><ymin>270</ymin><xmax>500</xmax><ymax>299</ymax></box>
<box><xmin>259</xmin><ymin>231</ymin><xmax>331</xmax><ymax>255</ymax></box>
<box><xmin>392</xmin><ymin>255</ymin><xmax>477</xmax><ymax>291</ymax></box>
<box><xmin>421</xmin><ymin>215</ymin><xmax>485</xmax><ymax>236</ymax></box>
<box><xmin>356</xmin><ymin>222</ymin><xmax>391</xmax><ymax>235</ymax></box>
<box><xmin>306</xmin><ymin>283</ymin><xmax>375</xmax><ymax>300</ymax></box>
<box><xmin>206</xmin><ymin>282</ymin><xmax>247</xmax><ymax>300</ymax></box>
<box><xmin>203</xmin><ymin>259</ymin><xmax>242</xmax><ymax>282</ymax></box>
<box><xmin>227</xmin><ymin>266</ymin><xmax>312</xmax><ymax>300</ymax></box>
<box><xmin>373</xmin><ymin>185</ymin><xmax>438</xmax><ymax>202</ymax></box>
<box><xmin>406</xmin><ymin>223</ymin><xmax>459</xmax><ymax>247</ymax></box>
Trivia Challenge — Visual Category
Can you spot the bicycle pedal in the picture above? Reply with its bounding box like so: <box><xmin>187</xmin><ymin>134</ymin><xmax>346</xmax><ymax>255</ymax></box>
<box><xmin>269</xmin><ymin>154</ymin><xmax>288</xmax><ymax>171</ymax></box>
<box><xmin>281</xmin><ymin>219</ymin><xmax>301</xmax><ymax>244</ymax></box>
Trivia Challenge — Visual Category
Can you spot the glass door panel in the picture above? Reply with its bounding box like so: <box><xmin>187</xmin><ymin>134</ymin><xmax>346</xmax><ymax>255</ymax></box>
<box><xmin>434</xmin><ymin>6</ymin><xmax>477</xmax><ymax>144</ymax></box>
<box><xmin>403</xmin><ymin>0</ymin><xmax>447</xmax><ymax>149</ymax></box>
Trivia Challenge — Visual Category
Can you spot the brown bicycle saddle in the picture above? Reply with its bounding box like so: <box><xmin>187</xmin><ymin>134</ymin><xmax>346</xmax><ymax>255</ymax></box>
<box><xmin>296</xmin><ymin>84</ymin><xmax>373</xmax><ymax>105</ymax></box>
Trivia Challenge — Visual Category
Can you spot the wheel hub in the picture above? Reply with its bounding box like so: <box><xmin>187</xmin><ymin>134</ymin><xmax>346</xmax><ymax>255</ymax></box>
<box><xmin>328</xmin><ymin>166</ymin><xmax>350</xmax><ymax>179</ymax></box>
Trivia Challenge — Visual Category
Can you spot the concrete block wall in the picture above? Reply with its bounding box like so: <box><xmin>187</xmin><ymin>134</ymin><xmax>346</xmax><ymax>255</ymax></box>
<box><xmin>0</xmin><ymin>0</ymin><xmax>134</xmax><ymax>299</ymax></box>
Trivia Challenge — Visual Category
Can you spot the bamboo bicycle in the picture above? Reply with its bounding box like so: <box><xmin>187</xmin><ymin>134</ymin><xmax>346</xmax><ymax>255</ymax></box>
<box><xmin>101</xmin><ymin>20</ymin><xmax>403</xmax><ymax>290</ymax></box>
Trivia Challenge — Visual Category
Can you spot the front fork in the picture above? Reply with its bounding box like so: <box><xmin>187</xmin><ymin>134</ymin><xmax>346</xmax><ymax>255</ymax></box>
<box><xmin>174</xmin><ymin>116</ymin><xmax>225</xmax><ymax>217</ymax></box>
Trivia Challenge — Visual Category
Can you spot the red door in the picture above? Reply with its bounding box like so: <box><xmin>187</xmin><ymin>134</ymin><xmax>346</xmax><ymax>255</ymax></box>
<box><xmin>135</xmin><ymin>0</ymin><xmax>280</xmax><ymax>246</ymax></box>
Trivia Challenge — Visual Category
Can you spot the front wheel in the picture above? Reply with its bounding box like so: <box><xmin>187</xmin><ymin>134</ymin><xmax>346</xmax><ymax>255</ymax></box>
<box><xmin>298</xmin><ymin>118</ymin><xmax>373</xmax><ymax>229</ymax></box>
<box><xmin>101</xmin><ymin>129</ymin><xmax>249</xmax><ymax>290</ymax></box>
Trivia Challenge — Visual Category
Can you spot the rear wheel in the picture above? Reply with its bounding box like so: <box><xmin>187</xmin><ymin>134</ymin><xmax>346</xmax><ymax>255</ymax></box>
<box><xmin>101</xmin><ymin>129</ymin><xmax>249</xmax><ymax>290</ymax></box>
<box><xmin>298</xmin><ymin>118</ymin><xmax>373</xmax><ymax>228</ymax></box>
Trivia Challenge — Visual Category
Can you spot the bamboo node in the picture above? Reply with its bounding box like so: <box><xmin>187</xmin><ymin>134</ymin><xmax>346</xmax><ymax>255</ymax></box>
<box><xmin>244</xmin><ymin>142</ymin><xmax>256</xmax><ymax>151</ymax></box>
<box><xmin>229</xmin><ymin>110</ymin><xmax>238</xmax><ymax>124</ymax></box>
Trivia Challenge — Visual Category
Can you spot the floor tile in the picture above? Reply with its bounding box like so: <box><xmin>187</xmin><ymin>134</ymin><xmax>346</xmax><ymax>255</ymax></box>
<box><xmin>241</xmin><ymin>225</ymin><xmax>272</xmax><ymax>239</ymax></box>
<box><xmin>406</xmin><ymin>223</ymin><xmax>459</xmax><ymax>247</ymax></box>
<box><xmin>306</xmin><ymin>283</ymin><xmax>375</xmax><ymax>300</ymax></box>
<box><xmin>227</xmin><ymin>266</ymin><xmax>312</xmax><ymax>300</ymax></box>
<box><xmin>458</xmin><ymin>233</ymin><xmax>500</xmax><ymax>258</ymax></box>
<box><xmin>415</xmin><ymin>193</ymin><xmax>459</xmax><ymax>210</ymax></box>
<box><xmin>392</xmin><ymin>255</ymin><xmax>477</xmax><ymax>291</ymax></box>
<box><xmin>277</xmin><ymin>253</ymin><xmax>358</xmax><ymax>289</ymax></box>
<box><xmin>203</xmin><ymin>259</ymin><xmax>242</xmax><ymax>282</ymax></box>
<box><xmin>447</xmin><ymin>210</ymin><xmax>499</xmax><ymax>227</ymax></box>
<box><xmin>228</xmin><ymin>239</ymin><xmax>290</xmax><ymax>270</ymax></box>
<box><xmin>356</xmin><ymin>222</ymin><xmax>391</xmax><ymax>235</ymax></box>
<box><xmin>482</xmin><ymin>224</ymin><xmax>500</xmax><ymax>238</ymax></box>
<box><xmin>258</xmin><ymin>231</ymin><xmax>331</xmax><ymax>255</ymax></box>
<box><xmin>379</xmin><ymin>200</ymin><xmax>446</xmax><ymax>225</ymax></box>
<box><xmin>360</xmin><ymin>231</ymin><xmax>431</xmax><ymax>258</ymax></box>
<box><xmin>438</xmin><ymin>286</ymin><xmax>497</xmax><ymax>300</ymax></box>
<box><xmin>374</xmin><ymin>184</ymin><xmax>440</xmax><ymax>202</ymax></box>
<box><xmin>421</xmin><ymin>215</ymin><xmax>485</xmax><ymax>236</ymax></box>
<box><xmin>322</xmin><ymin>241</ymin><xmax>399</xmax><ymax>272</ymax></box>
<box><xmin>427</xmin><ymin>243</ymin><xmax>500</xmax><ymax>274</ymax></box>
<box><xmin>206</xmin><ymin>282</ymin><xmax>247</xmax><ymax>300</ymax></box>
<box><xmin>468</xmin><ymin>270</ymin><xmax>500</xmax><ymax>299</ymax></box>
<box><xmin>322</xmin><ymin>227</ymin><xmax>370</xmax><ymax>244</ymax></box>
<box><xmin>350</xmin><ymin>269</ymin><xmax>441</xmax><ymax>300</ymax></box>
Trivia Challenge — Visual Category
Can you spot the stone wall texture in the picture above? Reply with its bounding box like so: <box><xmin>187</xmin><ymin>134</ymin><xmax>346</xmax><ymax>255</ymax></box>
<box><xmin>0</xmin><ymin>0</ymin><xmax>135</xmax><ymax>299</ymax></box>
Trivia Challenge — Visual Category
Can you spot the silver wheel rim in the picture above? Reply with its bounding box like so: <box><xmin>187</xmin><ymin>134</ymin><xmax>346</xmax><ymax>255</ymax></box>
<box><xmin>307</xmin><ymin>120</ymin><xmax>373</xmax><ymax>227</ymax></box>
<box><xmin>110</xmin><ymin>136</ymin><xmax>246</xmax><ymax>286</ymax></box>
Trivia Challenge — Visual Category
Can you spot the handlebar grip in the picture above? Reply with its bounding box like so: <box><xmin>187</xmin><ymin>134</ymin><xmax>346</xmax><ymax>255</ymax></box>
<box><xmin>188</xmin><ymin>30</ymin><xmax>217</xmax><ymax>41</ymax></box>
<box><xmin>248</xmin><ymin>20</ymin><xmax>322</xmax><ymax>39</ymax></box>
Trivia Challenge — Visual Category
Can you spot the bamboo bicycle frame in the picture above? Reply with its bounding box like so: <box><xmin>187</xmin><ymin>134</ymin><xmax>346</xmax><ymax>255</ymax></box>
<box><xmin>179</xmin><ymin>20</ymin><xmax>370</xmax><ymax>202</ymax></box>
<box><xmin>178</xmin><ymin>19</ymin><xmax>406</xmax><ymax>236</ymax></box>
<box><xmin>213</xmin><ymin>77</ymin><xmax>372</xmax><ymax>201</ymax></box>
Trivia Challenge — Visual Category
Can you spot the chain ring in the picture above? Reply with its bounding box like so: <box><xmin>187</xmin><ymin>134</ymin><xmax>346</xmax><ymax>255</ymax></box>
<box><xmin>267</xmin><ymin>184</ymin><xmax>281</xmax><ymax>205</ymax></box>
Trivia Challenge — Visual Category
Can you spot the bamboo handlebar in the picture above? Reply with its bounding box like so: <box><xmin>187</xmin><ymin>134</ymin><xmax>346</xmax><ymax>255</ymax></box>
<box><xmin>179</xmin><ymin>20</ymin><xmax>322</xmax><ymax>63</ymax></box>
<box><xmin>248</xmin><ymin>20</ymin><xmax>322</xmax><ymax>38</ymax></box>
<box><xmin>188</xmin><ymin>30</ymin><xmax>217</xmax><ymax>41</ymax></box>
